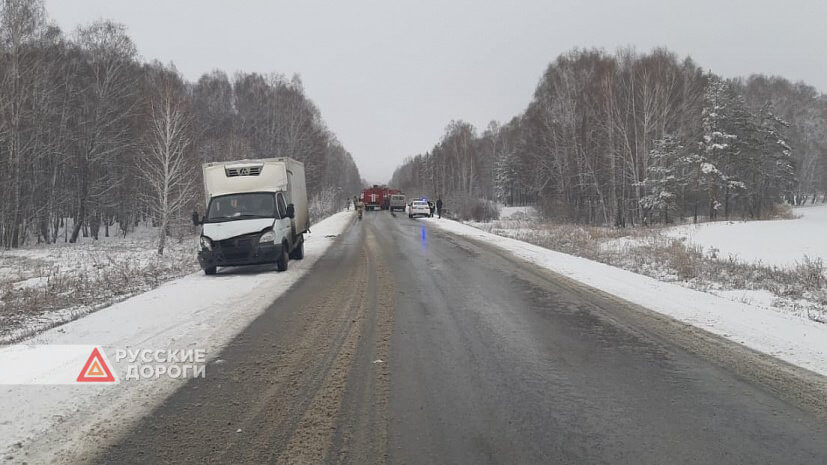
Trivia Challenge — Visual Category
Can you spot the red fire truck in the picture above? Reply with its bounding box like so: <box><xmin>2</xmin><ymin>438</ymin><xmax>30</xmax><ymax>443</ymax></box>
<box><xmin>360</xmin><ymin>185</ymin><xmax>400</xmax><ymax>210</ymax></box>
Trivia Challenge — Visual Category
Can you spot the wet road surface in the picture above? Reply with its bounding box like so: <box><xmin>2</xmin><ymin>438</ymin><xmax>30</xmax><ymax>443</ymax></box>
<box><xmin>94</xmin><ymin>211</ymin><xmax>827</xmax><ymax>464</ymax></box>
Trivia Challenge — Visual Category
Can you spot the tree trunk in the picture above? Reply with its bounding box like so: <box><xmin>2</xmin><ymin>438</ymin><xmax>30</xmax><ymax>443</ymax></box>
<box><xmin>157</xmin><ymin>218</ymin><xmax>167</xmax><ymax>255</ymax></box>
<box><xmin>69</xmin><ymin>205</ymin><xmax>85</xmax><ymax>243</ymax></box>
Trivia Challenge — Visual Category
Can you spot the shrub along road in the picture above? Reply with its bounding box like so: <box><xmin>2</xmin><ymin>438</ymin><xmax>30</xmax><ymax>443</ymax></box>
<box><xmin>93</xmin><ymin>211</ymin><xmax>827</xmax><ymax>464</ymax></box>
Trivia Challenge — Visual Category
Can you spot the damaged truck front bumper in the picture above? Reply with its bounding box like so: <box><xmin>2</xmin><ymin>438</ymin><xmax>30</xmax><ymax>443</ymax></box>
<box><xmin>198</xmin><ymin>234</ymin><xmax>281</xmax><ymax>269</ymax></box>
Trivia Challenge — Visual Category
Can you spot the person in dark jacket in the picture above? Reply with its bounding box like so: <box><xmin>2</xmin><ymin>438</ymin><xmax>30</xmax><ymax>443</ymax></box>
<box><xmin>428</xmin><ymin>201</ymin><xmax>435</xmax><ymax>217</ymax></box>
<box><xmin>436</xmin><ymin>198</ymin><xmax>443</xmax><ymax>218</ymax></box>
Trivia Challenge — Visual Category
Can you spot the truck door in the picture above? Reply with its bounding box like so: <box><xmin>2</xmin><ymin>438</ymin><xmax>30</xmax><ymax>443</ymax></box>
<box><xmin>275</xmin><ymin>192</ymin><xmax>292</xmax><ymax>245</ymax></box>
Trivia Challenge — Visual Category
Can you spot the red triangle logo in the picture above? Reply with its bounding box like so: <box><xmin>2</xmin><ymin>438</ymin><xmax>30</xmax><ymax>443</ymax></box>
<box><xmin>76</xmin><ymin>347</ymin><xmax>116</xmax><ymax>383</ymax></box>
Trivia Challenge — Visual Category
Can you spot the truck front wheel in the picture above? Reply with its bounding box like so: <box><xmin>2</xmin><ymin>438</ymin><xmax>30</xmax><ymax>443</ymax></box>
<box><xmin>276</xmin><ymin>244</ymin><xmax>289</xmax><ymax>272</ymax></box>
<box><xmin>204</xmin><ymin>266</ymin><xmax>217</xmax><ymax>275</ymax></box>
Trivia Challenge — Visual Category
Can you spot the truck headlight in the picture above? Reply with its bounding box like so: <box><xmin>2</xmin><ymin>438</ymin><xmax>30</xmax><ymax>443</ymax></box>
<box><xmin>259</xmin><ymin>230</ymin><xmax>276</xmax><ymax>243</ymax></box>
<box><xmin>200</xmin><ymin>236</ymin><xmax>213</xmax><ymax>250</ymax></box>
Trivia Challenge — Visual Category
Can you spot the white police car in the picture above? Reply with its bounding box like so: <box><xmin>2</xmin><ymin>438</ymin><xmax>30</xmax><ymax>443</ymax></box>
<box><xmin>408</xmin><ymin>200</ymin><xmax>432</xmax><ymax>218</ymax></box>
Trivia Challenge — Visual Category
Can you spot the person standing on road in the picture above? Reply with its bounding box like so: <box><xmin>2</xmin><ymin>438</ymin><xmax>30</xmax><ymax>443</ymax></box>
<box><xmin>355</xmin><ymin>197</ymin><xmax>365</xmax><ymax>219</ymax></box>
<box><xmin>436</xmin><ymin>197</ymin><xmax>443</xmax><ymax>218</ymax></box>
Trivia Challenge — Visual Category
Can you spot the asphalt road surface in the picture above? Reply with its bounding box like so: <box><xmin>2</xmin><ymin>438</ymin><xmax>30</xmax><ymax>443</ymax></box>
<box><xmin>94</xmin><ymin>211</ymin><xmax>827</xmax><ymax>465</ymax></box>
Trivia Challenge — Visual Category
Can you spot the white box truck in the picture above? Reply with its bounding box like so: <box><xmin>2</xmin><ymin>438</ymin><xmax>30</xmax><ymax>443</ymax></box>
<box><xmin>192</xmin><ymin>158</ymin><xmax>309</xmax><ymax>275</ymax></box>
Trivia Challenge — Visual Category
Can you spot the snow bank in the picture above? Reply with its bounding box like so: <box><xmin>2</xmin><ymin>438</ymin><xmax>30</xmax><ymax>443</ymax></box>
<box><xmin>499</xmin><ymin>205</ymin><xmax>538</xmax><ymax>219</ymax></box>
<box><xmin>0</xmin><ymin>211</ymin><xmax>353</xmax><ymax>462</ymax></box>
<box><xmin>665</xmin><ymin>205</ymin><xmax>827</xmax><ymax>268</ymax></box>
<box><xmin>423</xmin><ymin>217</ymin><xmax>827</xmax><ymax>377</ymax></box>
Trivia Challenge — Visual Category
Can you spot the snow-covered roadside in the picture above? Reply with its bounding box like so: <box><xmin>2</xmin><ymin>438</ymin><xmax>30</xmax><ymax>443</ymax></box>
<box><xmin>477</xmin><ymin>207</ymin><xmax>827</xmax><ymax>322</ymax></box>
<box><xmin>0</xmin><ymin>211</ymin><xmax>353</xmax><ymax>463</ymax></box>
<box><xmin>423</xmin><ymin>217</ymin><xmax>827</xmax><ymax>378</ymax></box>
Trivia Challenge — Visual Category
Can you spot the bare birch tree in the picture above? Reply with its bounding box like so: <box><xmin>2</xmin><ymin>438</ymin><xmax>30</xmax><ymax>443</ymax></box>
<box><xmin>138</xmin><ymin>74</ymin><xmax>194</xmax><ymax>255</ymax></box>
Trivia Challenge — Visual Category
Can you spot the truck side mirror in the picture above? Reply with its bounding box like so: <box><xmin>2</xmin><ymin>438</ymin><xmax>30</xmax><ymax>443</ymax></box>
<box><xmin>192</xmin><ymin>211</ymin><xmax>201</xmax><ymax>226</ymax></box>
<box><xmin>286</xmin><ymin>203</ymin><xmax>295</xmax><ymax>219</ymax></box>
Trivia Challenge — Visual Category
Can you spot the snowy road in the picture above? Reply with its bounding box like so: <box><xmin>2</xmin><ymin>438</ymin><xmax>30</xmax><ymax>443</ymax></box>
<box><xmin>89</xmin><ymin>211</ymin><xmax>827</xmax><ymax>464</ymax></box>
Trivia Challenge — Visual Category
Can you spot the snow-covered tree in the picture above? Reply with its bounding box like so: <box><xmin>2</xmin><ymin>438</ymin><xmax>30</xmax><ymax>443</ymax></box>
<box><xmin>749</xmin><ymin>105</ymin><xmax>795</xmax><ymax>216</ymax></box>
<box><xmin>698</xmin><ymin>74</ymin><xmax>738</xmax><ymax>220</ymax></box>
<box><xmin>639</xmin><ymin>136</ymin><xmax>685</xmax><ymax>223</ymax></box>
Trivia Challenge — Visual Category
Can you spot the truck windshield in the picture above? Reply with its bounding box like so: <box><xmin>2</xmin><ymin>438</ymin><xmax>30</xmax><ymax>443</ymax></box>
<box><xmin>207</xmin><ymin>193</ymin><xmax>276</xmax><ymax>222</ymax></box>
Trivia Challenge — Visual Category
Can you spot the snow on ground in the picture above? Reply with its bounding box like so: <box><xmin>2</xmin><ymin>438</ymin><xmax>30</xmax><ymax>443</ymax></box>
<box><xmin>708</xmin><ymin>288</ymin><xmax>778</xmax><ymax>308</ymax></box>
<box><xmin>0</xmin><ymin>211</ymin><xmax>353</xmax><ymax>463</ymax></box>
<box><xmin>0</xmin><ymin>225</ymin><xmax>198</xmax><ymax>343</ymax></box>
<box><xmin>423</xmin><ymin>217</ymin><xmax>827</xmax><ymax>378</ymax></box>
<box><xmin>495</xmin><ymin>209</ymin><xmax>826</xmax><ymax>321</ymax></box>
<box><xmin>499</xmin><ymin>205</ymin><xmax>538</xmax><ymax>220</ymax></box>
<box><xmin>665</xmin><ymin>205</ymin><xmax>827</xmax><ymax>268</ymax></box>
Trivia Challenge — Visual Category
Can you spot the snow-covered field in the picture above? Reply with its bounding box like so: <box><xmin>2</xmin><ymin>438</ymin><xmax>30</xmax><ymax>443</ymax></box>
<box><xmin>0</xmin><ymin>226</ymin><xmax>199</xmax><ymax>343</ymax></box>
<box><xmin>665</xmin><ymin>205</ymin><xmax>827</xmax><ymax>268</ymax></box>
<box><xmin>0</xmin><ymin>211</ymin><xmax>353</xmax><ymax>463</ymax></box>
<box><xmin>423</xmin><ymin>216</ymin><xmax>827</xmax><ymax>379</ymax></box>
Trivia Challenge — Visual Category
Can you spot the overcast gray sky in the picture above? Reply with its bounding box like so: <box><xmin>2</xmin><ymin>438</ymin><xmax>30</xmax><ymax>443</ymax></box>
<box><xmin>45</xmin><ymin>0</ymin><xmax>827</xmax><ymax>183</ymax></box>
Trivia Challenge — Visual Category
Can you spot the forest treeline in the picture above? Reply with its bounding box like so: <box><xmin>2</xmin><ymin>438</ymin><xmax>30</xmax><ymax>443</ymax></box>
<box><xmin>0</xmin><ymin>0</ymin><xmax>362</xmax><ymax>250</ymax></box>
<box><xmin>391</xmin><ymin>48</ymin><xmax>827</xmax><ymax>225</ymax></box>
